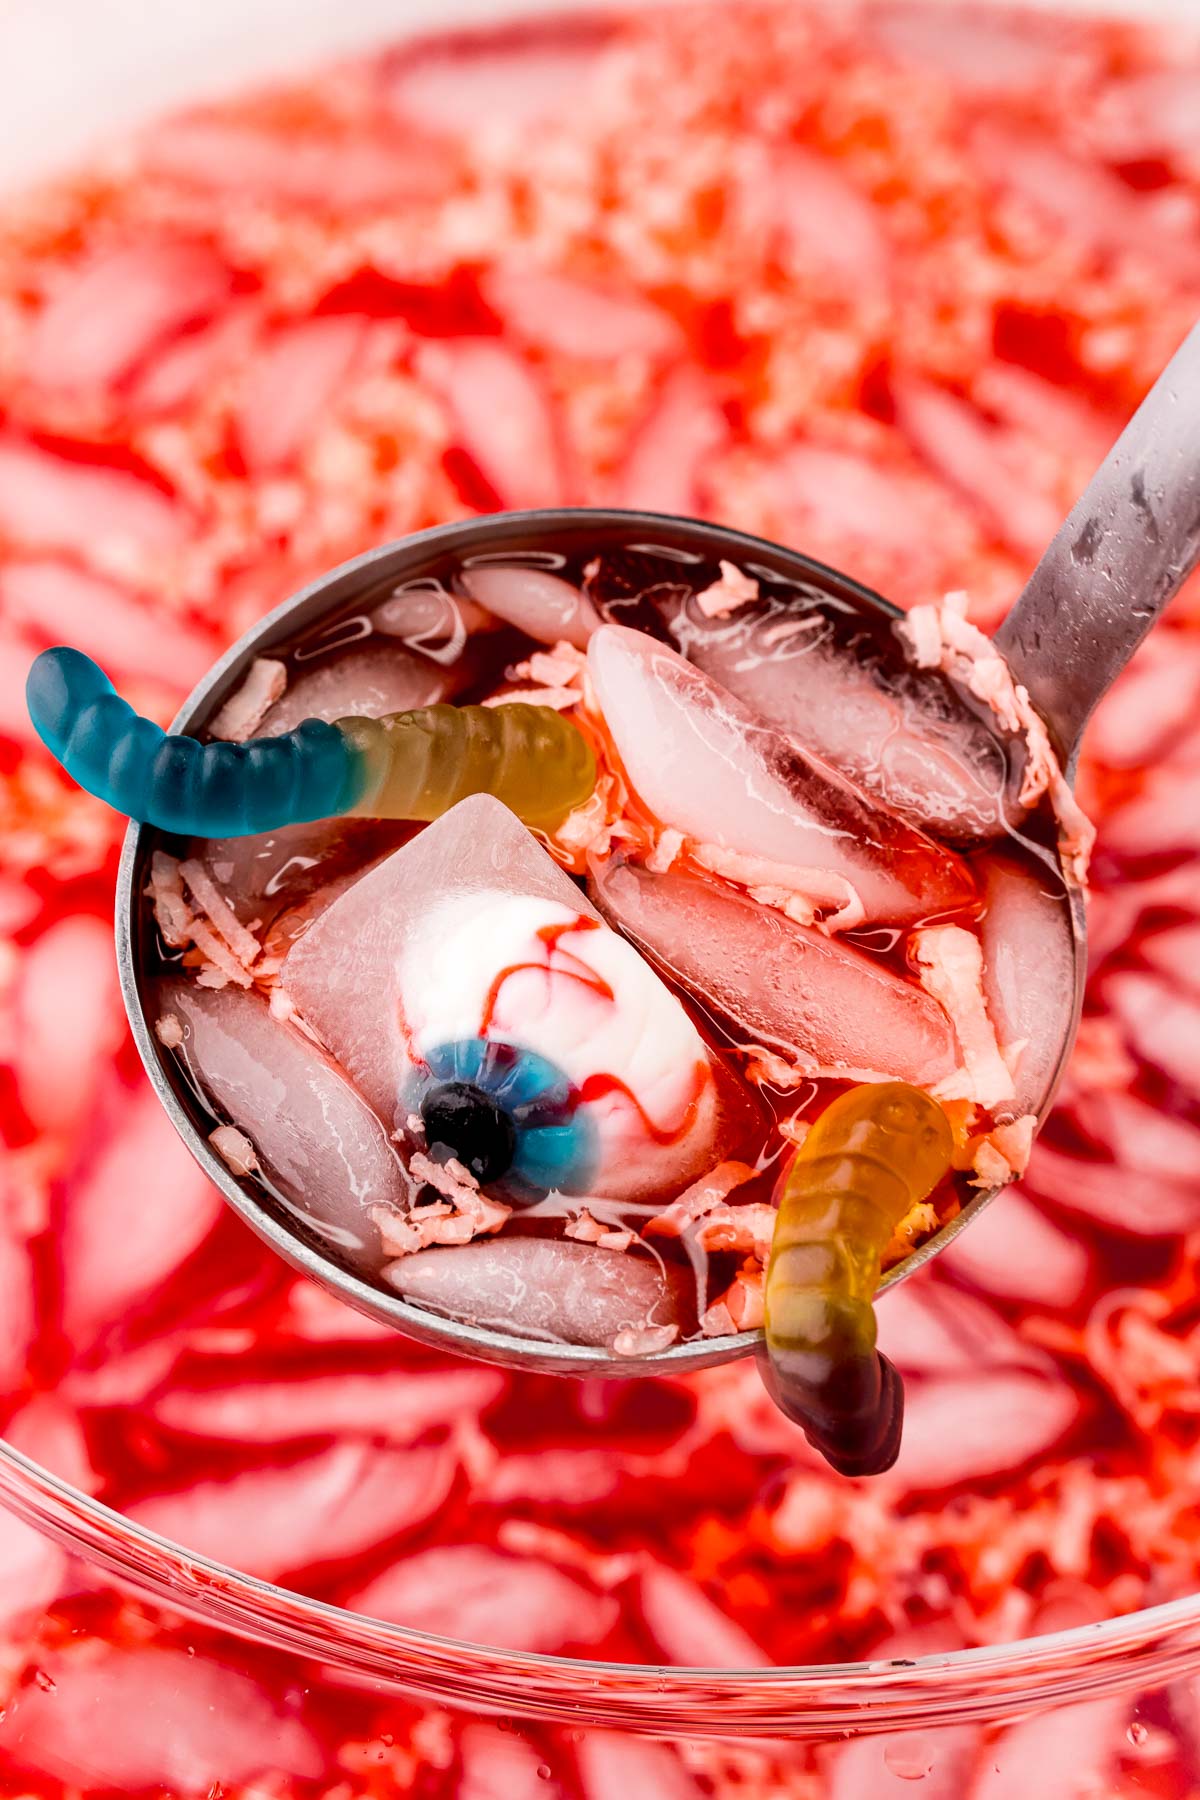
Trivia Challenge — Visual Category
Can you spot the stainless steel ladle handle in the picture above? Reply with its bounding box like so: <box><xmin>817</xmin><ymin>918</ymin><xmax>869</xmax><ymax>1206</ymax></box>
<box><xmin>995</xmin><ymin>316</ymin><xmax>1200</xmax><ymax>770</ymax></box>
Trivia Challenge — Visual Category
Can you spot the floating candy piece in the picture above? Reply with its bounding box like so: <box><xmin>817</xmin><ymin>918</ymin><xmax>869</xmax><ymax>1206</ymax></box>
<box><xmin>763</xmin><ymin>1082</ymin><xmax>953</xmax><ymax>1476</ymax></box>
<box><xmin>25</xmin><ymin>646</ymin><xmax>595</xmax><ymax>837</ymax></box>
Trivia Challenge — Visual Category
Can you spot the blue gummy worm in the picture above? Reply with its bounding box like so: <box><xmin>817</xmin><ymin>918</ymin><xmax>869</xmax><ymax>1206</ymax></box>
<box><xmin>26</xmin><ymin>647</ymin><xmax>364</xmax><ymax>837</ymax></box>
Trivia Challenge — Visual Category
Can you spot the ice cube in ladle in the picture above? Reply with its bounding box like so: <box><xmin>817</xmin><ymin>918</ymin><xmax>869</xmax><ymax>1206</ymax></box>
<box><xmin>587</xmin><ymin>625</ymin><xmax>974</xmax><ymax>926</ymax></box>
<box><xmin>662</xmin><ymin>592</ymin><xmax>1012</xmax><ymax>841</ymax></box>
<box><xmin>389</xmin><ymin>1237</ymin><xmax>688</xmax><ymax>1351</ymax></box>
<box><xmin>159</xmin><ymin>980</ymin><xmax>407</xmax><ymax>1261</ymax></box>
<box><xmin>590</xmin><ymin>857</ymin><xmax>958</xmax><ymax>1088</ymax></box>
<box><xmin>257</xmin><ymin>643</ymin><xmax>458</xmax><ymax>737</ymax></box>
<box><xmin>979</xmin><ymin>854</ymin><xmax>1077</xmax><ymax>1117</ymax></box>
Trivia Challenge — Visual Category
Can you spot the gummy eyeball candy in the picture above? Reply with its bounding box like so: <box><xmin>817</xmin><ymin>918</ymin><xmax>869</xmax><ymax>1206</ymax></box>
<box><xmin>284</xmin><ymin>796</ymin><xmax>721</xmax><ymax>1205</ymax></box>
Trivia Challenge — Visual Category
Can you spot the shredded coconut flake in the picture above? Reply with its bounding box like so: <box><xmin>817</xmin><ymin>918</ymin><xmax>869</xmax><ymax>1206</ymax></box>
<box><xmin>208</xmin><ymin>657</ymin><xmax>287</xmax><ymax>743</ymax></box>
<box><xmin>483</xmin><ymin>686</ymin><xmax>581</xmax><ymax>711</ymax></box>
<box><xmin>178</xmin><ymin>858</ymin><xmax>262</xmax><ymax>968</ymax></box>
<box><xmin>209</xmin><ymin>1124</ymin><xmax>258</xmax><ymax>1176</ymax></box>
<box><xmin>896</xmin><ymin>591</ymin><xmax>1096</xmax><ymax>883</ymax></box>
<box><xmin>913</xmin><ymin>923</ymin><xmax>1015</xmax><ymax>1110</ymax></box>
<box><xmin>647</xmin><ymin>1160</ymin><xmax>759</xmax><ymax>1238</ymax></box>
<box><xmin>513</xmin><ymin>643</ymin><xmax>587</xmax><ymax>688</ymax></box>
<box><xmin>564</xmin><ymin>1208</ymin><xmax>635</xmax><ymax>1251</ymax></box>
<box><xmin>716</xmin><ymin>1258</ymin><xmax>766</xmax><ymax>1332</ymax></box>
<box><xmin>612</xmin><ymin>1321</ymin><xmax>680</xmax><ymax>1357</ymax></box>
<box><xmin>737</xmin><ymin>1042</ymin><xmax>902</xmax><ymax>1089</ymax></box>
<box><xmin>155</xmin><ymin>1011</ymin><xmax>184</xmax><ymax>1049</ymax></box>
<box><xmin>409</xmin><ymin>1151</ymin><xmax>480</xmax><ymax>1201</ymax></box>
<box><xmin>968</xmin><ymin>1113</ymin><xmax>1037</xmax><ymax>1188</ymax></box>
<box><xmin>699</xmin><ymin>1300</ymin><xmax>737</xmax><ymax>1338</ymax></box>
<box><xmin>374</xmin><ymin>1152</ymin><xmax>511</xmax><ymax>1256</ymax></box>
<box><xmin>645</xmin><ymin>827</ymin><xmax>685</xmax><ymax>874</ymax></box>
<box><xmin>693</xmin><ymin>560</ymin><xmax>759</xmax><ymax>618</ymax></box>
<box><xmin>690</xmin><ymin>841</ymin><xmax>865</xmax><ymax>932</ymax></box>
<box><xmin>695</xmin><ymin>1201</ymin><xmax>777</xmax><ymax>1262</ymax></box>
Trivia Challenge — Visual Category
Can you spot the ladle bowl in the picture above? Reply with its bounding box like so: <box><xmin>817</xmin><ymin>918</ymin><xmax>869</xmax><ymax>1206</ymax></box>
<box><xmin>116</xmin><ymin>506</ymin><xmax>1084</xmax><ymax>1378</ymax></box>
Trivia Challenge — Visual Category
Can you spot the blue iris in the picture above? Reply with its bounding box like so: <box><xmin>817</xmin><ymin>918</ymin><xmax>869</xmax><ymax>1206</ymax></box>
<box><xmin>410</xmin><ymin>1039</ymin><xmax>596</xmax><ymax>1197</ymax></box>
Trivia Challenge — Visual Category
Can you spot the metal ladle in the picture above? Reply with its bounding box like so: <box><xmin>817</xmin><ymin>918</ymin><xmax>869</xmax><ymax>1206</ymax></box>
<box><xmin>118</xmin><ymin>317</ymin><xmax>1200</xmax><ymax>1381</ymax></box>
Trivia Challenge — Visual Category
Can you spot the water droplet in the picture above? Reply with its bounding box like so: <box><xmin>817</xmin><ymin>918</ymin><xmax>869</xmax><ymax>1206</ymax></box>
<box><xmin>31</xmin><ymin>1668</ymin><xmax>56</xmax><ymax>1694</ymax></box>
<box><xmin>207</xmin><ymin>1784</ymin><xmax>225</xmax><ymax>1800</ymax></box>
<box><xmin>883</xmin><ymin>1737</ymin><xmax>936</xmax><ymax>1780</ymax></box>
<box><xmin>537</xmin><ymin>1766</ymin><xmax>552</xmax><ymax>1781</ymax></box>
<box><xmin>1127</xmin><ymin>1721</ymin><xmax>1149</xmax><ymax>1749</ymax></box>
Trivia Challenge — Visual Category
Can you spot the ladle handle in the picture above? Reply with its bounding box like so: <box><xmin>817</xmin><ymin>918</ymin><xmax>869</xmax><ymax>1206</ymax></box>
<box><xmin>994</xmin><ymin>316</ymin><xmax>1200</xmax><ymax>769</ymax></box>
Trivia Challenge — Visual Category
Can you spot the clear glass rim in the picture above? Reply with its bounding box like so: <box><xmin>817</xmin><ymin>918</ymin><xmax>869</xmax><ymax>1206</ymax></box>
<box><xmin>6</xmin><ymin>509</ymin><xmax>1195</xmax><ymax>1736</ymax></box>
<box><xmin>4</xmin><ymin>1436</ymin><xmax>1200</xmax><ymax>1736</ymax></box>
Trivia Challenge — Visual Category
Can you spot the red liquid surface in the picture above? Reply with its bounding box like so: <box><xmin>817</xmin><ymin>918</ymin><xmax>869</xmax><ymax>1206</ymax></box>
<box><xmin>1</xmin><ymin>3</ymin><xmax>1200</xmax><ymax>1793</ymax></box>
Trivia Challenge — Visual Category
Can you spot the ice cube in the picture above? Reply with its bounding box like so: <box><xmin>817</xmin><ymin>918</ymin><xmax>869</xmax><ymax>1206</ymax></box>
<box><xmin>1143</xmin><ymin>920</ymin><xmax>1200</xmax><ymax>998</ymax></box>
<box><xmin>664</xmin><ymin>597</ymin><xmax>1011</xmax><ymax>841</ymax></box>
<box><xmin>827</xmin><ymin>1723</ymin><xmax>977</xmax><ymax>1800</ymax></box>
<box><xmin>151</xmin><ymin>1364</ymin><xmax>503</xmax><ymax>1444</ymax></box>
<box><xmin>0</xmin><ymin>1645</ymin><xmax>323</xmax><ymax>1790</ymax></box>
<box><xmin>388</xmin><ymin>1238</ymin><xmax>686</xmax><ymax>1349</ymax></box>
<box><xmin>979</xmin><ymin>855</ymin><xmax>1076</xmax><ymax>1116</ymax></box>
<box><xmin>416</xmin><ymin>339</ymin><xmax>564</xmax><ymax>509</ymax></box>
<box><xmin>284</xmin><ymin>795</ymin><xmax>721</xmax><ymax>1200</ymax></box>
<box><xmin>4</xmin><ymin>1395</ymin><xmax>98</xmax><ymax>1495</ymax></box>
<box><xmin>0</xmin><ymin>1508</ymin><xmax>64</xmax><ymax>1642</ymax></box>
<box><xmin>459</xmin><ymin>563</ymin><xmax>600</xmax><ymax>649</ymax></box>
<box><xmin>347</xmin><ymin>1543</ymin><xmax>618</xmax><ymax>1654</ymax></box>
<box><xmin>482</xmin><ymin>264</ymin><xmax>683</xmax><ymax>362</ymax></box>
<box><xmin>0</xmin><ymin>1232</ymin><xmax>35</xmax><ymax>1391</ymax></box>
<box><xmin>973</xmin><ymin>1699</ymin><xmax>1126</xmax><ymax>1800</ymax></box>
<box><xmin>637</xmin><ymin>1562</ymin><xmax>770</xmax><ymax>1667</ymax></box>
<box><xmin>876</xmin><ymin>1277</ymin><xmax>1053</xmax><ymax>1376</ymax></box>
<box><xmin>460</xmin><ymin>1723</ymin><xmax>559</xmax><ymax>1800</ymax></box>
<box><xmin>887</xmin><ymin>1370</ymin><xmax>1078</xmax><ymax>1491</ymax></box>
<box><xmin>1070</xmin><ymin>1087</ymin><xmax>1200</xmax><ymax>1188</ymax></box>
<box><xmin>25</xmin><ymin>242</ymin><xmax>232</xmax><ymax>395</ymax></box>
<box><xmin>59</xmin><ymin>1084</ymin><xmax>224</xmax><ymax>1343</ymax></box>
<box><xmin>587</xmin><ymin>626</ymin><xmax>972</xmax><ymax>924</ymax></box>
<box><xmin>590</xmin><ymin>859</ymin><xmax>958</xmax><ymax>1088</ymax></box>
<box><xmin>615</xmin><ymin>366</ymin><xmax>728</xmax><ymax>515</ymax></box>
<box><xmin>1023</xmin><ymin>1142</ymin><xmax>1200</xmax><ymax>1238</ymax></box>
<box><xmin>259</xmin><ymin>643</ymin><xmax>455</xmax><ymax>737</ymax></box>
<box><xmin>201</xmin><ymin>817</ymin><xmax>400</xmax><ymax>928</ymax></box>
<box><xmin>13</xmin><ymin>914</ymin><xmax>125</xmax><ymax>1136</ymax></box>
<box><xmin>162</xmin><ymin>980</ymin><xmax>407</xmax><ymax>1258</ymax></box>
<box><xmin>576</xmin><ymin>1733</ymin><xmax>704</xmax><ymax>1800</ymax></box>
<box><xmin>1108</xmin><ymin>971</ymin><xmax>1200</xmax><ymax>1101</ymax></box>
<box><xmin>937</xmin><ymin>1187</ymin><xmax>1091</xmax><ymax>1306</ymax></box>
<box><xmin>127</xmin><ymin>1440</ymin><xmax>455</xmax><ymax>1581</ymax></box>
<box><xmin>233</xmin><ymin>316</ymin><xmax>364</xmax><ymax>473</ymax></box>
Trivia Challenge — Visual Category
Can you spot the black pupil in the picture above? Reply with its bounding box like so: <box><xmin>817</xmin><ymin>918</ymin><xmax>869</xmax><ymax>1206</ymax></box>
<box><xmin>420</xmin><ymin>1082</ymin><xmax>517</xmax><ymax>1184</ymax></box>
